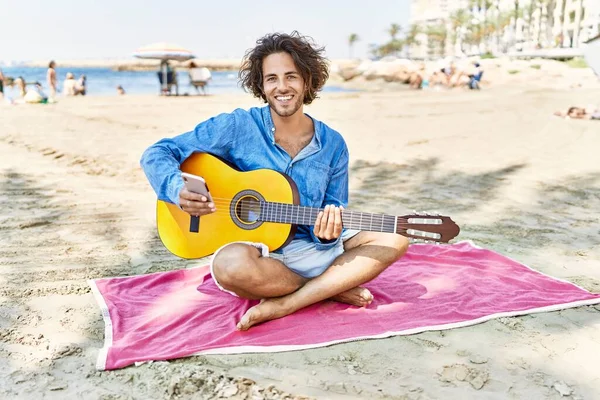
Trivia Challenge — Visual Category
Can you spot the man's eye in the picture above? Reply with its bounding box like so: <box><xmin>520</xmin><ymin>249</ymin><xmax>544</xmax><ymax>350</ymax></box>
<box><xmin>288</xmin><ymin>75</ymin><xmax>296</xmax><ymax>80</ymax></box>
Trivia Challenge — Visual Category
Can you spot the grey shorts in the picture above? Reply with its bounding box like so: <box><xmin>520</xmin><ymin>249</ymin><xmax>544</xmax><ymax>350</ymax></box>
<box><xmin>210</xmin><ymin>229</ymin><xmax>361</xmax><ymax>297</ymax></box>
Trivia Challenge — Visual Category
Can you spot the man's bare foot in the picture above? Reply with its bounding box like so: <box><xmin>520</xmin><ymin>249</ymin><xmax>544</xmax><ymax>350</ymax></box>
<box><xmin>237</xmin><ymin>298</ymin><xmax>292</xmax><ymax>331</ymax></box>
<box><xmin>330</xmin><ymin>287</ymin><xmax>373</xmax><ymax>307</ymax></box>
<box><xmin>236</xmin><ymin>287</ymin><xmax>374</xmax><ymax>331</ymax></box>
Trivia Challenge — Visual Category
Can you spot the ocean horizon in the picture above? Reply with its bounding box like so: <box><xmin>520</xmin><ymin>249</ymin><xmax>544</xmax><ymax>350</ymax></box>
<box><xmin>1</xmin><ymin>66</ymin><xmax>355</xmax><ymax>98</ymax></box>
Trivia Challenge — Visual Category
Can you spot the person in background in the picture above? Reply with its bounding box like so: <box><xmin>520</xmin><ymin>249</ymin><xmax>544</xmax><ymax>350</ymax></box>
<box><xmin>24</xmin><ymin>82</ymin><xmax>48</xmax><ymax>103</ymax></box>
<box><xmin>441</xmin><ymin>60</ymin><xmax>456</xmax><ymax>86</ymax></box>
<box><xmin>0</xmin><ymin>68</ymin><xmax>4</xmax><ymax>99</ymax></box>
<box><xmin>467</xmin><ymin>62</ymin><xmax>484</xmax><ymax>90</ymax></box>
<box><xmin>188</xmin><ymin>61</ymin><xmax>212</xmax><ymax>95</ymax></box>
<box><xmin>14</xmin><ymin>76</ymin><xmax>27</xmax><ymax>97</ymax></box>
<box><xmin>75</xmin><ymin>74</ymin><xmax>87</xmax><ymax>95</ymax></box>
<box><xmin>116</xmin><ymin>85</ymin><xmax>126</xmax><ymax>95</ymax></box>
<box><xmin>47</xmin><ymin>61</ymin><xmax>57</xmax><ymax>99</ymax></box>
<box><xmin>554</xmin><ymin>106</ymin><xmax>600</xmax><ymax>120</ymax></box>
<box><xmin>63</xmin><ymin>72</ymin><xmax>77</xmax><ymax>96</ymax></box>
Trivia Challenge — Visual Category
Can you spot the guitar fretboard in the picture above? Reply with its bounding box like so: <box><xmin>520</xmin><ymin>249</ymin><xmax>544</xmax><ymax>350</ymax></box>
<box><xmin>259</xmin><ymin>202</ymin><xmax>396</xmax><ymax>233</ymax></box>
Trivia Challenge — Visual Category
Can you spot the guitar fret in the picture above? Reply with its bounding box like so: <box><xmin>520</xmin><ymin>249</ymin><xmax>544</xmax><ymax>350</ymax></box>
<box><xmin>261</xmin><ymin>202</ymin><xmax>397</xmax><ymax>234</ymax></box>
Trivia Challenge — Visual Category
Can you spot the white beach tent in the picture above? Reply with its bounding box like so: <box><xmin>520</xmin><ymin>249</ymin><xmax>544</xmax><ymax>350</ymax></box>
<box><xmin>582</xmin><ymin>34</ymin><xmax>600</xmax><ymax>79</ymax></box>
<box><xmin>132</xmin><ymin>42</ymin><xmax>195</xmax><ymax>93</ymax></box>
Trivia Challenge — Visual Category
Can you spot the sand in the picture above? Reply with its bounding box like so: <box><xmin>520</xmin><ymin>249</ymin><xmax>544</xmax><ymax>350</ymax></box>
<box><xmin>1</xmin><ymin>85</ymin><xmax>599</xmax><ymax>399</ymax></box>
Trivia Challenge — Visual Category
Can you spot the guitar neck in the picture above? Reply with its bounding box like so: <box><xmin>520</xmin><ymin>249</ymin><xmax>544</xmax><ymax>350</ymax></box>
<box><xmin>259</xmin><ymin>202</ymin><xmax>396</xmax><ymax>233</ymax></box>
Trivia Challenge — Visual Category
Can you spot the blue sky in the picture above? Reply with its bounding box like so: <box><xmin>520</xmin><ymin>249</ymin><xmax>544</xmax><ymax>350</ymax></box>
<box><xmin>1</xmin><ymin>0</ymin><xmax>411</xmax><ymax>61</ymax></box>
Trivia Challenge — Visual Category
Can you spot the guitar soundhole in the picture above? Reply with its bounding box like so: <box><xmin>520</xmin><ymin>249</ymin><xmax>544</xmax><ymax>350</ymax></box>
<box><xmin>236</xmin><ymin>196</ymin><xmax>261</xmax><ymax>224</ymax></box>
<box><xmin>229</xmin><ymin>190</ymin><xmax>265</xmax><ymax>230</ymax></box>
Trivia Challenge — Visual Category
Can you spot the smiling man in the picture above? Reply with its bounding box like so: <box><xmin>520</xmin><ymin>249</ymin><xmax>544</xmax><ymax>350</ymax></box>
<box><xmin>141</xmin><ymin>31</ymin><xmax>408</xmax><ymax>331</ymax></box>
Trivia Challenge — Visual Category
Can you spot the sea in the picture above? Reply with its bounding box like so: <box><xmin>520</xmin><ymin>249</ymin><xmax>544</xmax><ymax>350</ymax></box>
<box><xmin>1</xmin><ymin>66</ymin><xmax>355</xmax><ymax>97</ymax></box>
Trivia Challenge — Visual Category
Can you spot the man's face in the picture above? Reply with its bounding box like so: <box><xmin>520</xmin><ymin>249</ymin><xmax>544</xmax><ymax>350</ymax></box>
<box><xmin>262</xmin><ymin>52</ymin><xmax>306</xmax><ymax>118</ymax></box>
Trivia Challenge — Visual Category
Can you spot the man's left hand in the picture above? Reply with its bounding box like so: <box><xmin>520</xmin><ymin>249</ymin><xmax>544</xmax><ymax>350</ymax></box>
<box><xmin>313</xmin><ymin>204</ymin><xmax>343</xmax><ymax>241</ymax></box>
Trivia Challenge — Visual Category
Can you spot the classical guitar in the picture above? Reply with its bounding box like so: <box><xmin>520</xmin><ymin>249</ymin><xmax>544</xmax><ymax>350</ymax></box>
<box><xmin>156</xmin><ymin>153</ymin><xmax>460</xmax><ymax>259</ymax></box>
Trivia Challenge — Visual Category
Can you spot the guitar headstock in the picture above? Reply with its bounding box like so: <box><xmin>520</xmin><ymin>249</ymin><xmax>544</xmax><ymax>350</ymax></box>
<box><xmin>396</xmin><ymin>212</ymin><xmax>460</xmax><ymax>243</ymax></box>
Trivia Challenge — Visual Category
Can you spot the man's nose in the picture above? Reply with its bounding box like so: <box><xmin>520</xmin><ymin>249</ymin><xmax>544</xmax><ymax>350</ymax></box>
<box><xmin>276</xmin><ymin>78</ymin><xmax>289</xmax><ymax>90</ymax></box>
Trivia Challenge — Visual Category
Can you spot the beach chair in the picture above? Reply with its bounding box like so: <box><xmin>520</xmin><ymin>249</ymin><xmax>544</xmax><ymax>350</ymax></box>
<box><xmin>188</xmin><ymin>67</ymin><xmax>212</xmax><ymax>95</ymax></box>
<box><xmin>157</xmin><ymin>71</ymin><xmax>178</xmax><ymax>95</ymax></box>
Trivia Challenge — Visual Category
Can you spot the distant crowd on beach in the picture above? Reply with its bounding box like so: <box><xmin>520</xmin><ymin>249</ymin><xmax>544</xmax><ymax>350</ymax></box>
<box><xmin>0</xmin><ymin>61</ymin><xmax>87</xmax><ymax>104</ymax></box>
<box><xmin>0</xmin><ymin>60</ymin><xmax>128</xmax><ymax>104</ymax></box>
<box><xmin>336</xmin><ymin>56</ymin><xmax>486</xmax><ymax>92</ymax></box>
<box><xmin>0</xmin><ymin>58</ymin><xmax>214</xmax><ymax>103</ymax></box>
<box><xmin>408</xmin><ymin>59</ymin><xmax>484</xmax><ymax>91</ymax></box>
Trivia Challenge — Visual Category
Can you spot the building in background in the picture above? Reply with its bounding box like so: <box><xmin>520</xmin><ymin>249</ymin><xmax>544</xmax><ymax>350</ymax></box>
<box><xmin>408</xmin><ymin>0</ymin><xmax>600</xmax><ymax>59</ymax></box>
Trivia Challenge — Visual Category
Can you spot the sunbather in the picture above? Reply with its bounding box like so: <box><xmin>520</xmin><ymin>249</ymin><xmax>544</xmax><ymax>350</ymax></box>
<box><xmin>554</xmin><ymin>106</ymin><xmax>600</xmax><ymax>120</ymax></box>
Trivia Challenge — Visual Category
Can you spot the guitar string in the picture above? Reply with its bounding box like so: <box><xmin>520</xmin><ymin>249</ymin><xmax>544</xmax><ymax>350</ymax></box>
<box><xmin>179</xmin><ymin>200</ymin><xmax>402</xmax><ymax>224</ymax></box>
<box><xmin>178</xmin><ymin>200</ymin><xmax>425</xmax><ymax>225</ymax></box>
<box><xmin>176</xmin><ymin>196</ymin><xmax>441</xmax><ymax>232</ymax></box>
<box><xmin>179</xmin><ymin>198</ymin><xmax>420</xmax><ymax>222</ymax></box>
<box><xmin>177</xmin><ymin>209</ymin><xmax>427</xmax><ymax>233</ymax></box>
<box><xmin>183</xmin><ymin>195</ymin><xmax>434</xmax><ymax>219</ymax></box>
<box><xmin>178</xmin><ymin>210</ymin><xmax>447</xmax><ymax>239</ymax></box>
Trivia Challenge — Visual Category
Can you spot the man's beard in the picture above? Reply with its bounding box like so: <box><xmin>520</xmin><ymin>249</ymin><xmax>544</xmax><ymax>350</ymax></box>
<box><xmin>267</xmin><ymin>94</ymin><xmax>304</xmax><ymax>118</ymax></box>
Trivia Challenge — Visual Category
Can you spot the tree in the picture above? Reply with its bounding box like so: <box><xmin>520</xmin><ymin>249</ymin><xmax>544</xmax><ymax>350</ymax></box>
<box><xmin>388</xmin><ymin>23</ymin><xmax>402</xmax><ymax>41</ymax></box>
<box><xmin>404</xmin><ymin>24</ymin><xmax>422</xmax><ymax>59</ymax></box>
<box><xmin>368</xmin><ymin>43</ymin><xmax>380</xmax><ymax>59</ymax></box>
<box><xmin>348</xmin><ymin>33</ymin><xmax>360</xmax><ymax>58</ymax></box>
<box><xmin>513</xmin><ymin>0</ymin><xmax>520</xmax><ymax>48</ymax></box>
<box><xmin>426</xmin><ymin>24</ymin><xmax>448</xmax><ymax>57</ymax></box>
<box><xmin>450</xmin><ymin>9</ymin><xmax>470</xmax><ymax>54</ymax></box>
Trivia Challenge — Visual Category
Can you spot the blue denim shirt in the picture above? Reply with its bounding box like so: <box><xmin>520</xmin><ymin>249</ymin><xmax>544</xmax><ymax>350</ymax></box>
<box><xmin>140</xmin><ymin>105</ymin><xmax>349</xmax><ymax>251</ymax></box>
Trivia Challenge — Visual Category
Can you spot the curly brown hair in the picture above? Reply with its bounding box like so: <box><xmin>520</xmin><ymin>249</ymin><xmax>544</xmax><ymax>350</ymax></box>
<box><xmin>239</xmin><ymin>31</ymin><xmax>329</xmax><ymax>105</ymax></box>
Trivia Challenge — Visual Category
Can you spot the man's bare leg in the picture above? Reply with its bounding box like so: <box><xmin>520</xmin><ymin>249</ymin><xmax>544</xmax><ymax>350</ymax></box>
<box><xmin>237</xmin><ymin>232</ymin><xmax>409</xmax><ymax>330</ymax></box>
<box><xmin>213</xmin><ymin>242</ymin><xmax>379</xmax><ymax>306</ymax></box>
<box><xmin>212</xmin><ymin>243</ymin><xmax>307</xmax><ymax>299</ymax></box>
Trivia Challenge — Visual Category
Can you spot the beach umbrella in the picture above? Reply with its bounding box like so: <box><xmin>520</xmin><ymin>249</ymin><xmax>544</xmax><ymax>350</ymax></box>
<box><xmin>582</xmin><ymin>34</ymin><xmax>600</xmax><ymax>79</ymax></box>
<box><xmin>133</xmin><ymin>42</ymin><xmax>195</xmax><ymax>93</ymax></box>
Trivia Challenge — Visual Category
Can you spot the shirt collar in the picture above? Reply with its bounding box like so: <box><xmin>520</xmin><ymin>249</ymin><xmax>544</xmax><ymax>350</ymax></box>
<box><xmin>261</xmin><ymin>105</ymin><xmax>322</xmax><ymax>149</ymax></box>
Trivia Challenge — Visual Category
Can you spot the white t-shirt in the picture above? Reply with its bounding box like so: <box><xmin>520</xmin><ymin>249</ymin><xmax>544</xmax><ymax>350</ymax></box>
<box><xmin>63</xmin><ymin>78</ymin><xmax>77</xmax><ymax>96</ymax></box>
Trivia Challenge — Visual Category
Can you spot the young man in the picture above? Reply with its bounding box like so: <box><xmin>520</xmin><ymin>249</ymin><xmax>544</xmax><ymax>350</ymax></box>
<box><xmin>141</xmin><ymin>32</ymin><xmax>408</xmax><ymax>331</ymax></box>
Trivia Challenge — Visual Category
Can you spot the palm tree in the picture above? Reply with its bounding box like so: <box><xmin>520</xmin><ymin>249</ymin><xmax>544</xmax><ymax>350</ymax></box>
<box><xmin>348</xmin><ymin>33</ymin><xmax>360</xmax><ymax>58</ymax></box>
<box><xmin>557</xmin><ymin>0</ymin><xmax>568</xmax><ymax>47</ymax></box>
<box><xmin>388</xmin><ymin>23</ymin><xmax>402</xmax><ymax>41</ymax></box>
<box><xmin>573</xmin><ymin>0</ymin><xmax>584</xmax><ymax>47</ymax></box>
<box><xmin>513</xmin><ymin>0</ymin><xmax>520</xmax><ymax>48</ymax></box>
<box><xmin>449</xmin><ymin>9</ymin><xmax>470</xmax><ymax>54</ymax></box>
<box><xmin>426</xmin><ymin>24</ymin><xmax>448</xmax><ymax>57</ymax></box>
<box><xmin>543</xmin><ymin>0</ymin><xmax>557</xmax><ymax>47</ymax></box>
<box><xmin>404</xmin><ymin>24</ymin><xmax>421</xmax><ymax>59</ymax></box>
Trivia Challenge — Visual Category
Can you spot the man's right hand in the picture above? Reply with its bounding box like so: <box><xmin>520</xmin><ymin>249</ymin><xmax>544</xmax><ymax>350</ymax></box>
<box><xmin>179</xmin><ymin>188</ymin><xmax>216</xmax><ymax>217</ymax></box>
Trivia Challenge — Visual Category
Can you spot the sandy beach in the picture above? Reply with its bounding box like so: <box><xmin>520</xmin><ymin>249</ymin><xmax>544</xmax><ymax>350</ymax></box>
<box><xmin>1</xmin><ymin>84</ymin><xmax>600</xmax><ymax>399</ymax></box>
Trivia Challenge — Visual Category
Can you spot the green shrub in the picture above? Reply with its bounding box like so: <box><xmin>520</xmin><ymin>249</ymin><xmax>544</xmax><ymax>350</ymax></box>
<box><xmin>566</xmin><ymin>57</ymin><xmax>588</xmax><ymax>68</ymax></box>
<box><xmin>480</xmin><ymin>52</ymin><xmax>495</xmax><ymax>59</ymax></box>
<box><xmin>530</xmin><ymin>64</ymin><xmax>541</xmax><ymax>69</ymax></box>
<box><xmin>508</xmin><ymin>70</ymin><xmax>520</xmax><ymax>74</ymax></box>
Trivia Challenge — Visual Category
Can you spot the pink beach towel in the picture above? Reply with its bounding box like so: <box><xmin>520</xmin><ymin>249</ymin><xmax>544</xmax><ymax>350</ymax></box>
<box><xmin>89</xmin><ymin>241</ymin><xmax>600</xmax><ymax>370</ymax></box>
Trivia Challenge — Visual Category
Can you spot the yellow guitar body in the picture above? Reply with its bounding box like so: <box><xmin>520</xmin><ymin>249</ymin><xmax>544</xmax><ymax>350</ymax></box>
<box><xmin>156</xmin><ymin>153</ymin><xmax>298</xmax><ymax>259</ymax></box>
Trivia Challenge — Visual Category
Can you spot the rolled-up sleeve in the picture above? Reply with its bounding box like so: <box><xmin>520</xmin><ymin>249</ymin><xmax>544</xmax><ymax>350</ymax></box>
<box><xmin>310</xmin><ymin>146</ymin><xmax>349</xmax><ymax>250</ymax></box>
<box><xmin>140</xmin><ymin>112</ymin><xmax>236</xmax><ymax>206</ymax></box>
